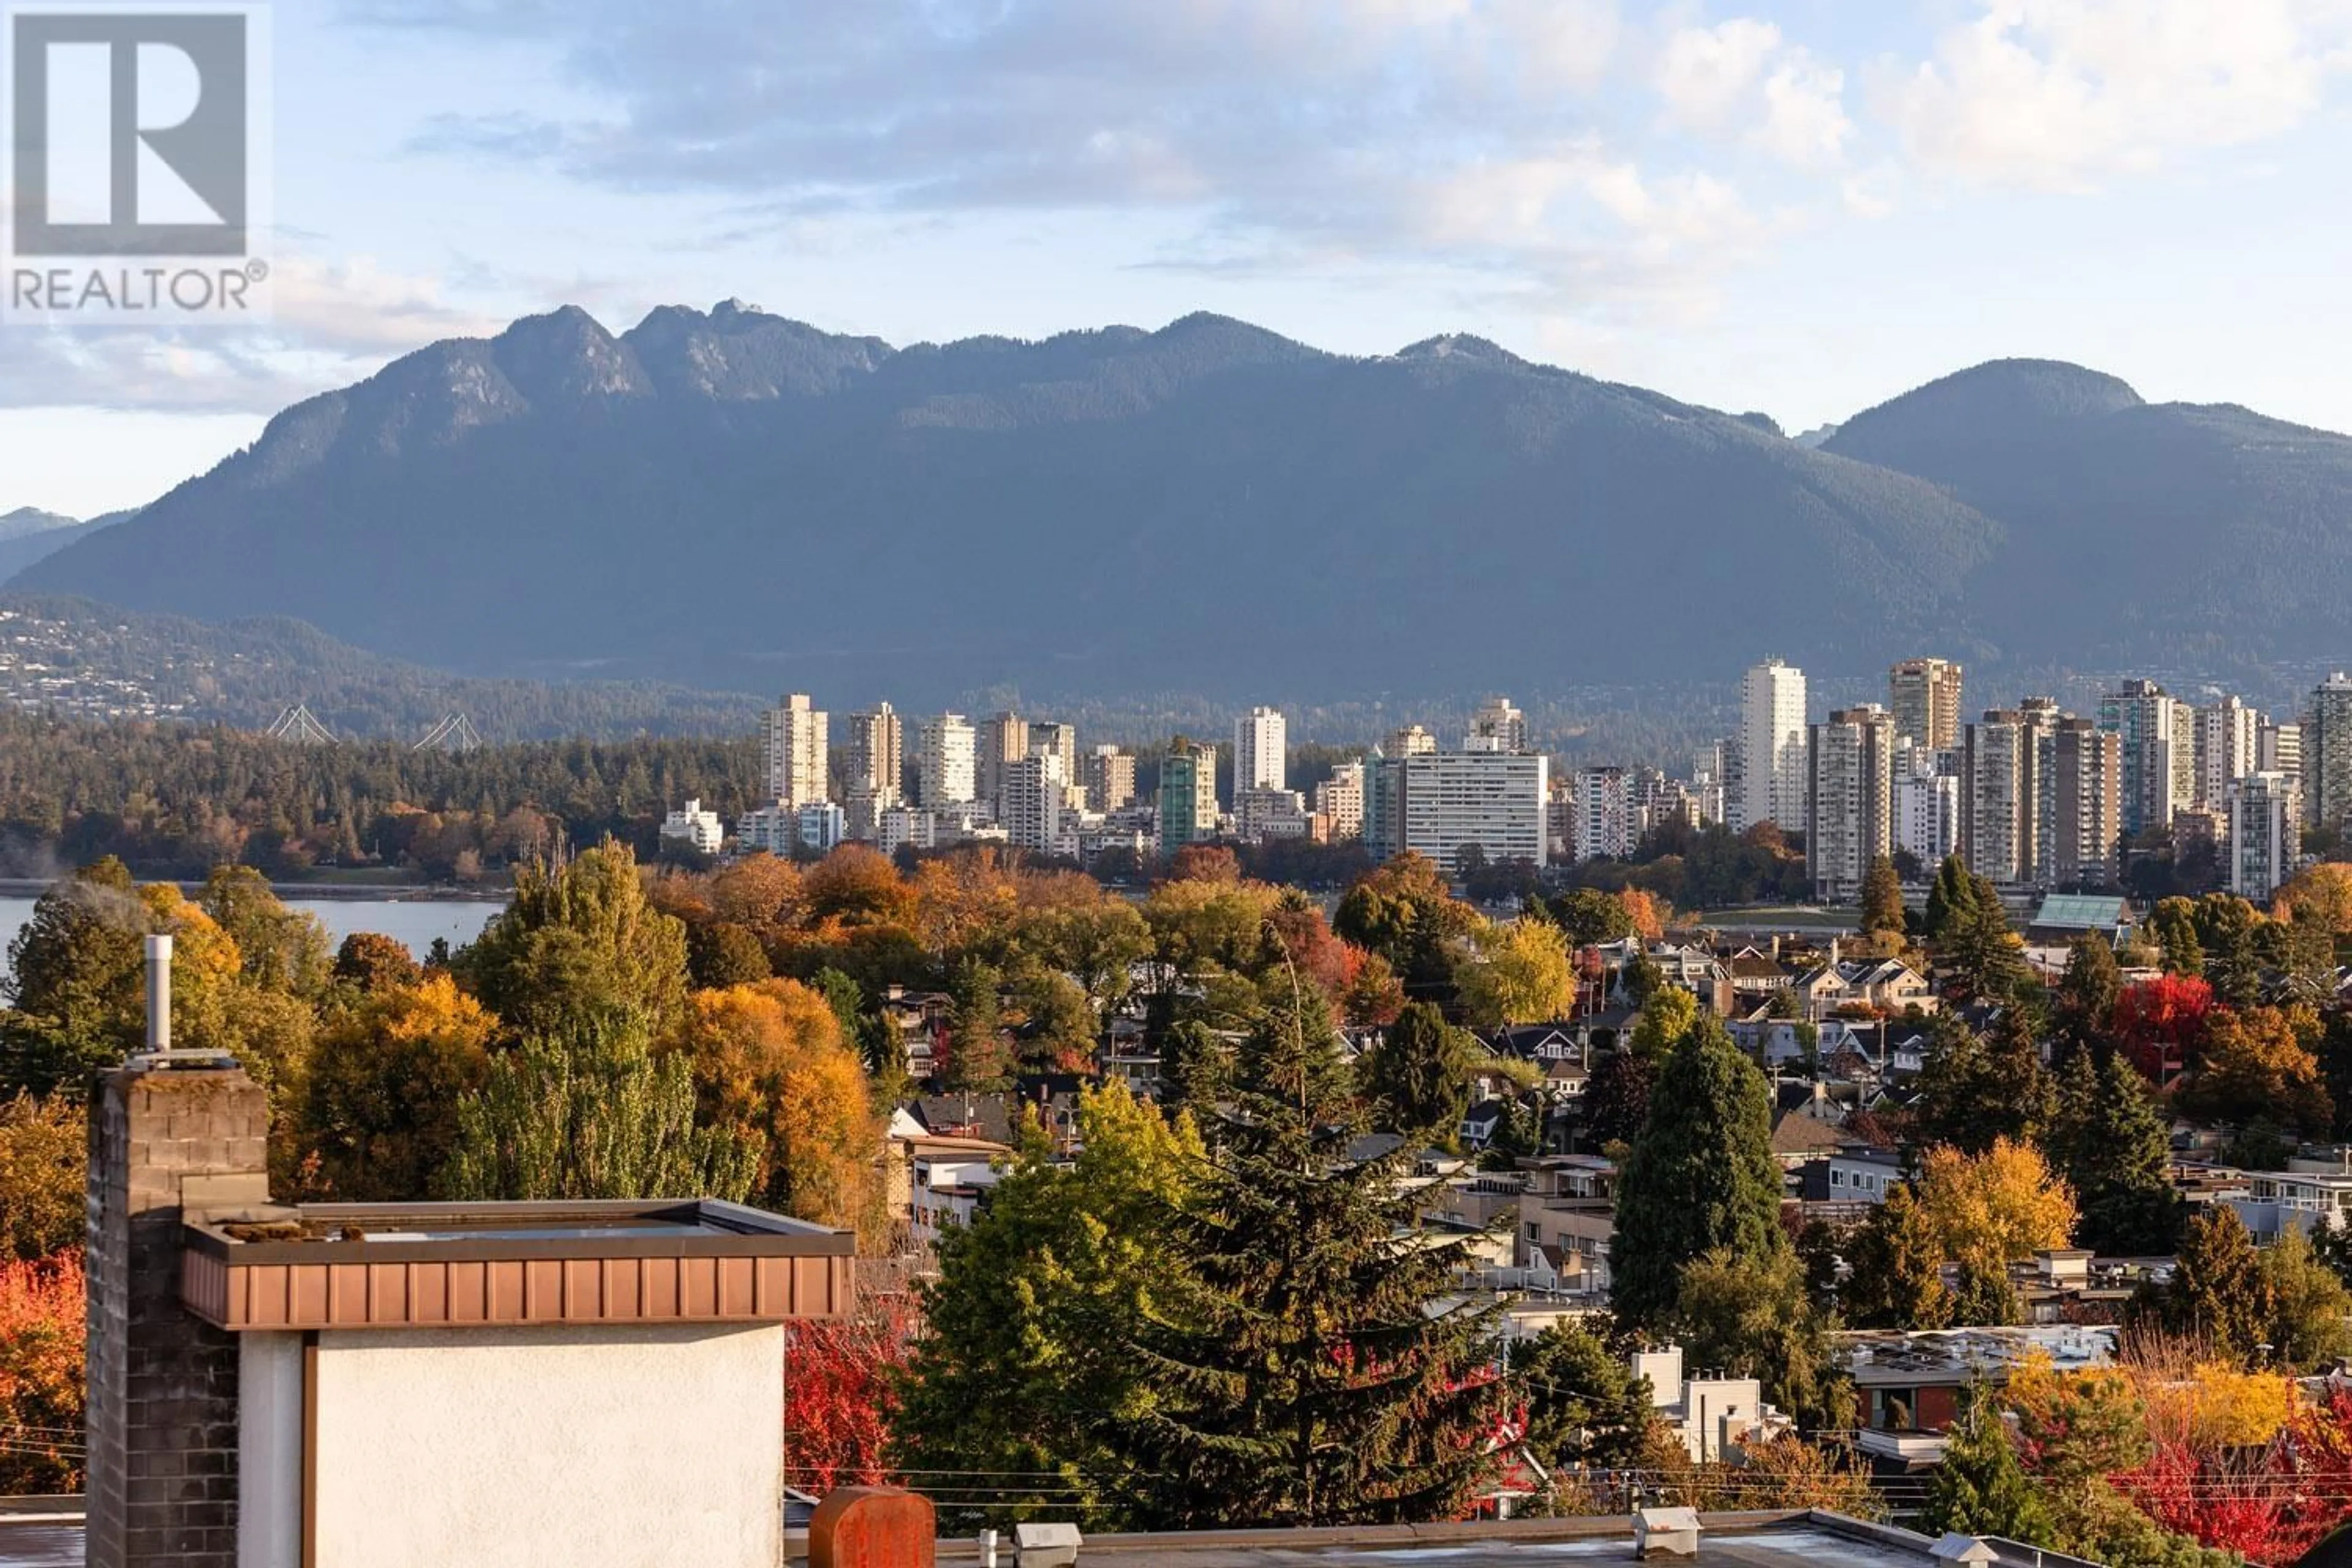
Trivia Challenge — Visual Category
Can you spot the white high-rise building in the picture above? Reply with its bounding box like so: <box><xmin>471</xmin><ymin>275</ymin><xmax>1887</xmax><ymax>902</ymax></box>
<box><xmin>1385</xmin><ymin>724</ymin><xmax>1438</xmax><ymax>758</ymax></box>
<box><xmin>660</xmin><ymin>799</ymin><xmax>725</xmax><ymax>858</ymax></box>
<box><xmin>918</xmin><ymin>713</ymin><xmax>977</xmax><ymax>807</ymax></box>
<box><xmin>1895</xmin><ymin>767</ymin><xmax>1961</xmax><ymax>870</ymax></box>
<box><xmin>1234</xmin><ymin>706</ymin><xmax>1287</xmax><ymax>794</ymax></box>
<box><xmin>1084</xmin><ymin>745</ymin><xmax>1137</xmax><ymax>813</ymax></box>
<box><xmin>1397</xmin><ymin>750</ymin><xmax>1549</xmax><ymax>872</ymax></box>
<box><xmin>977</xmin><ymin>711</ymin><xmax>1030</xmax><ymax>815</ymax></box>
<box><xmin>1572</xmin><ymin>766</ymin><xmax>1634</xmax><ymax>862</ymax></box>
<box><xmin>1470</xmin><ymin>696</ymin><xmax>1528</xmax><ymax>755</ymax></box>
<box><xmin>2230</xmin><ymin>771</ymin><xmax>2302</xmax><ymax>901</ymax></box>
<box><xmin>2195</xmin><ymin>696</ymin><xmax>2262</xmax><ymax>812</ymax></box>
<box><xmin>1738</xmin><ymin>660</ymin><xmax>1807</xmax><ymax>832</ymax></box>
<box><xmin>761</xmin><ymin>694</ymin><xmax>828</xmax><ymax>809</ymax></box>
<box><xmin>1000</xmin><ymin>753</ymin><xmax>1067</xmax><ymax>854</ymax></box>
<box><xmin>1316</xmin><ymin>761</ymin><xmax>1365</xmax><ymax>839</ymax></box>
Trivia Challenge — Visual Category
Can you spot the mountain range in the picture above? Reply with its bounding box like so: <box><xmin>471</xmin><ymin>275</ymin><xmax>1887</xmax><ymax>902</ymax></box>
<box><xmin>19</xmin><ymin>304</ymin><xmax>2352</xmax><ymax>705</ymax></box>
<box><xmin>0</xmin><ymin>506</ymin><xmax>132</xmax><ymax>582</ymax></box>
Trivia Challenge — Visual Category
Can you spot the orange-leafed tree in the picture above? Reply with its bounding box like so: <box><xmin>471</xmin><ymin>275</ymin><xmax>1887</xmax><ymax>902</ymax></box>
<box><xmin>2178</xmin><ymin>1004</ymin><xmax>2333</xmax><ymax>1138</ymax></box>
<box><xmin>0</xmin><ymin>1251</ymin><xmax>85</xmax><ymax>1493</ymax></box>
<box><xmin>669</xmin><ymin>981</ymin><xmax>881</xmax><ymax>1239</ymax></box>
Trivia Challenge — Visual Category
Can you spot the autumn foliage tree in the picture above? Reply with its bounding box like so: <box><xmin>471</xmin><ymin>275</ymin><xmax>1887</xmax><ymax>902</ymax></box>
<box><xmin>783</xmin><ymin>1290</ymin><xmax>918</xmax><ymax>1494</ymax></box>
<box><xmin>0</xmin><ymin>1251</ymin><xmax>85</xmax><ymax>1493</ymax></box>
<box><xmin>2113</xmin><ymin>975</ymin><xmax>2215</xmax><ymax>1086</ymax></box>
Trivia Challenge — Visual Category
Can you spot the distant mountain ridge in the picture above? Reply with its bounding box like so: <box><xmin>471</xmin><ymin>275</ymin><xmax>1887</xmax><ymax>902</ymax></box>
<box><xmin>0</xmin><ymin>507</ymin><xmax>136</xmax><ymax>582</ymax></box>
<box><xmin>20</xmin><ymin>306</ymin><xmax>2352</xmax><ymax>701</ymax></box>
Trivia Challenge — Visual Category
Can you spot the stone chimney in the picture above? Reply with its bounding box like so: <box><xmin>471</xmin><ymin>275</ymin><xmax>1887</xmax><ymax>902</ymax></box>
<box><xmin>85</xmin><ymin>1060</ymin><xmax>271</xmax><ymax>1568</ymax></box>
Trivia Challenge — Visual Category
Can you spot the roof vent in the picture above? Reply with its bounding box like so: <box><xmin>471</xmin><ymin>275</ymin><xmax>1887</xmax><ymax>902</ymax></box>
<box><xmin>1634</xmin><ymin>1506</ymin><xmax>1702</xmax><ymax>1558</ymax></box>
<box><xmin>1929</xmin><ymin>1536</ymin><xmax>2000</xmax><ymax>1564</ymax></box>
<box><xmin>1013</xmin><ymin>1521</ymin><xmax>1082</xmax><ymax>1566</ymax></box>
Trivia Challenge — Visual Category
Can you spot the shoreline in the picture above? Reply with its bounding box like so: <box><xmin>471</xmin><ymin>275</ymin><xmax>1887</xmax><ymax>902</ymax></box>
<box><xmin>0</xmin><ymin>878</ymin><xmax>508</xmax><ymax>903</ymax></box>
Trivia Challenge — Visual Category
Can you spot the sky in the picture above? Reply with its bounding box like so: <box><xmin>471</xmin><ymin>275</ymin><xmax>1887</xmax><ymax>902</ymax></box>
<box><xmin>7</xmin><ymin>0</ymin><xmax>2352</xmax><ymax>517</ymax></box>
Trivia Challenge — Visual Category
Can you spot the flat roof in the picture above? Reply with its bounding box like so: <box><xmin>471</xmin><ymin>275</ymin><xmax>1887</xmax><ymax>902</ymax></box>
<box><xmin>181</xmin><ymin>1199</ymin><xmax>855</xmax><ymax>1332</ymax></box>
<box><xmin>916</xmin><ymin>1512</ymin><xmax>2062</xmax><ymax>1566</ymax></box>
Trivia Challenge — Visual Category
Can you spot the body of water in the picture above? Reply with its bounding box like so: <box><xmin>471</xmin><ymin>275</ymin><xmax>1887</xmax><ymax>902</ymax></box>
<box><xmin>0</xmin><ymin>894</ymin><xmax>505</xmax><ymax>981</ymax></box>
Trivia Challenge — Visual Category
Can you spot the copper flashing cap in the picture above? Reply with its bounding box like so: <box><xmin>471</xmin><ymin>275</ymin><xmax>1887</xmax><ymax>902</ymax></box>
<box><xmin>181</xmin><ymin>1199</ymin><xmax>854</xmax><ymax>1331</ymax></box>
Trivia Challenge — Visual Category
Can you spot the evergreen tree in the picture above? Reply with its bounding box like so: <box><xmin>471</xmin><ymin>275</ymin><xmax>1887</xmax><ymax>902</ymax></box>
<box><xmin>2046</xmin><ymin>1052</ymin><xmax>2182</xmax><ymax>1255</ymax></box>
<box><xmin>1923</xmin><ymin>1383</ymin><xmax>2052</xmax><ymax>1545</ymax></box>
<box><xmin>2052</xmin><ymin>933</ymin><xmax>2122</xmax><ymax>1063</ymax></box>
<box><xmin>1582</xmin><ymin>1049</ymin><xmax>1655</xmax><ymax>1150</ymax></box>
<box><xmin>1860</xmin><ymin>855</ymin><xmax>1907</xmax><ymax>940</ymax></box>
<box><xmin>1610</xmin><ymin>1012</ymin><xmax>1786</xmax><ymax>1330</ymax></box>
<box><xmin>2161</xmin><ymin>1207</ymin><xmax>2274</xmax><ymax>1364</ymax></box>
<box><xmin>2149</xmin><ymin>898</ymin><xmax>2206</xmax><ymax>979</ymax></box>
<box><xmin>2192</xmin><ymin>894</ymin><xmax>2265</xmax><ymax>1008</ymax></box>
<box><xmin>1158</xmin><ymin>1017</ymin><xmax>1233</xmax><ymax>1119</ymax></box>
<box><xmin>1937</xmin><ymin>872</ymin><xmax>2035</xmax><ymax>1006</ymax></box>
<box><xmin>1106</xmin><ymin>993</ymin><xmax>1502</xmax><ymax>1529</ymax></box>
<box><xmin>943</xmin><ymin>957</ymin><xmax>1009</xmax><ymax>1091</ymax></box>
<box><xmin>439</xmin><ymin>1011</ymin><xmax>761</xmax><ymax>1202</ymax></box>
<box><xmin>1356</xmin><ymin>1002</ymin><xmax>1478</xmax><ymax>1139</ymax></box>
<box><xmin>1841</xmin><ymin>1186</ymin><xmax>1951</xmax><ymax>1330</ymax></box>
<box><xmin>1513</xmin><ymin>1319</ymin><xmax>1654</xmax><ymax>1472</ymax></box>
<box><xmin>1947</xmin><ymin>1259</ymin><xmax>2021</xmax><ymax>1327</ymax></box>
<box><xmin>1913</xmin><ymin>1011</ymin><xmax>2054</xmax><ymax>1155</ymax></box>
<box><xmin>1924</xmin><ymin>856</ymin><xmax>1975</xmax><ymax>942</ymax></box>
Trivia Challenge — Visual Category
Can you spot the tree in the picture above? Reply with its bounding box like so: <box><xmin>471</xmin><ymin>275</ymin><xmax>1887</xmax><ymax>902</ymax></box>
<box><xmin>2150</xmin><ymin>897</ymin><xmax>2207</xmax><ymax>978</ymax></box>
<box><xmin>2192</xmin><ymin>894</ymin><xmax>2266</xmax><ymax>1008</ymax></box>
<box><xmin>1626</xmin><ymin>988</ymin><xmax>1698</xmax><ymax>1059</ymax></box>
<box><xmin>783</xmin><ymin>1291</ymin><xmax>916</xmax><ymax>1495</ymax></box>
<box><xmin>1</xmin><ymin>858</ymin><xmax>147</xmax><ymax>1095</ymax></box>
<box><xmin>1542</xmin><ymin>888</ymin><xmax>1637</xmax><ymax>948</ymax></box>
<box><xmin>687</xmin><ymin>921</ymin><xmax>772</xmax><ymax>989</ymax></box>
<box><xmin>942</xmin><ymin>957</ymin><xmax>1010</xmax><ymax>1091</ymax></box>
<box><xmin>2260</xmin><ymin>1223</ymin><xmax>2352</xmax><ymax>1371</ymax></box>
<box><xmin>893</xmin><ymin>1084</ymin><xmax>1204</xmax><ymax>1529</ymax></box>
<box><xmin>1513</xmin><ymin>1319</ymin><xmax>1654</xmax><ymax>1471</ymax></box>
<box><xmin>439</xmin><ymin>1011</ymin><xmax>761</xmax><ymax>1202</ymax></box>
<box><xmin>669</xmin><ymin>982</ymin><xmax>878</xmax><ymax>1235</ymax></box>
<box><xmin>1860</xmin><ymin>856</ymin><xmax>1906</xmax><ymax>940</ymax></box>
<box><xmin>1357</xmin><ymin>1002</ymin><xmax>1478</xmax><ymax>1139</ymax></box>
<box><xmin>1008</xmin><ymin>963</ymin><xmax>1099</xmax><ymax>1076</ymax></box>
<box><xmin>1673</xmin><ymin>1248</ymin><xmax>1846</xmax><ymax>1427</ymax></box>
<box><xmin>1333</xmin><ymin>854</ymin><xmax>1477</xmax><ymax>987</ymax></box>
<box><xmin>1934</xmin><ymin>868</ymin><xmax>2034</xmax><ymax>1004</ymax></box>
<box><xmin>1610</xmin><ymin>1013</ymin><xmax>1787</xmax><ymax>1330</ymax></box>
<box><xmin>2113</xmin><ymin>975</ymin><xmax>2215</xmax><ymax>1087</ymax></box>
<box><xmin>2046</xmin><ymin>1051</ymin><xmax>2184</xmax><ymax>1256</ymax></box>
<box><xmin>1453</xmin><ymin>918</ymin><xmax>1574</xmax><ymax>1028</ymax></box>
<box><xmin>199</xmin><ymin>864</ymin><xmax>331</xmax><ymax>997</ymax></box>
<box><xmin>1105</xmin><ymin>991</ymin><xmax>1503</xmax><ymax>1529</ymax></box>
<box><xmin>1924</xmin><ymin>856</ymin><xmax>1977</xmax><ymax>942</ymax></box>
<box><xmin>1948</xmin><ymin>1259</ymin><xmax>2021</xmax><ymax>1327</ymax></box>
<box><xmin>1581</xmin><ymin>1050</ymin><xmax>1655</xmax><ymax>1151</ymax></box>
<box><xmin>0</xmin><ymin>1252</ymin><xmax>85</xmax><ymax>1494</ymax></box>
<box><xmin>459</xmin><ymin>840</ymin><xmax>692</xmax><ymax>1036</ymax></box>
<box><xmin>2179</xmin><ymin>1005</ymin><xmax>2332</xmax><ymax>1138</ymax></box>
<box><xmin>0</xmin><ymin>1095</ymin><xmax>84</xmax><ymax>1258</ymax></box>
<box><xmin>2275</xmin><ymin>862</ymin><xmax>2352</xmax><ymax>935</ymax></box>
<box><xmin>296</xmin><ymin>974</ymin><xmax>496</xmax><ymax>1202</ymax></box>
<box><xmin>2162</xmin><ymin>1208</ymin><xmax>2274</xmax><ymax>1365</ymax></box>
<box><xmin>2052</xmin><ymin>933</ymin><xmax>2122</xmax><ymax>1063</ymax></box>
<box><xmin>1924</xmin><ymin>1382</ymin><xmax>2053</xmax><ymax>1545</ymax></box>
<box><xmin>332</xmin><ymin>931</ymin><xmax>421</xmax><ymax>993</ymax></box>
<box><xmin>1841</xmin><ymin>1186</ymin><xmax>1952</xmax><ymax>1330</ymax></box>
<box><xmin>1912</xmin><ymin>1139</ymin><xmax>2078</xmax><ymax>1273</ymax></box>
<box><xmin>1912</xmin><ymin>1011</ymin><xmax>2055</xmax><ymax>1154</ymax></box>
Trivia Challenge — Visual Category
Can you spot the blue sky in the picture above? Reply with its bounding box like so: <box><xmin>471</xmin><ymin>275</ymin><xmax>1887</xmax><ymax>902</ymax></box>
<box><xmin>9</xmin><ymin>0</ymin><xmax>2352</xmax><ymax>516</ymax></box>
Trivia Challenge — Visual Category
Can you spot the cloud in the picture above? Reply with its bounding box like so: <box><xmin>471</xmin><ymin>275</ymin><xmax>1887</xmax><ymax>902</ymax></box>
<box><xmin>0</xmin><ymin>252</ymin><xmax>497</xmax><ymax>413</ymax></box>
<box><xmin>359</xmin><ymin>0</ymin><xmax>1781</xmax><ymax>319</ymax></box>
<box><xmin>1653</xmin><ymin>18</ymin><xmax>1852</xmax><ymax>169</ymax></box>
<box><xmin>1871</xmin><ymin>0</ymin><xmax>2352</xmax><ymax>190</ymax></box>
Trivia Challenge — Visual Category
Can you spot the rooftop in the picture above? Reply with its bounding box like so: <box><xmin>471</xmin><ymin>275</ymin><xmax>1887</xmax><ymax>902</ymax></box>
<box><xmin>0</xmin><ymin>1508</ymin><xmax>2095</xmax><ymax>1568</ymax></box>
